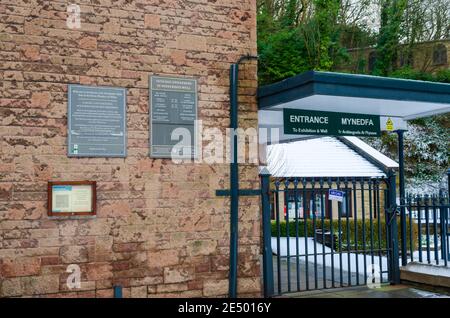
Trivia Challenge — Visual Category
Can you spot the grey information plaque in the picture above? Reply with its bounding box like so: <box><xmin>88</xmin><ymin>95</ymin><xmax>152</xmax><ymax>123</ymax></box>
<box><xmin>68</xmin><ymin>85</ymin><xmax>127</xmax><ymax>157</ymax></box>
<box><xmin>150</xmin><ymin>76</ymin><xmax>198</xmax><ymax>158</ymax></box>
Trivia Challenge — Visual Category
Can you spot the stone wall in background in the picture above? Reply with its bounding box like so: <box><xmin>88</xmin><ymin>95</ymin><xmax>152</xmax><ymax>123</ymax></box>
<box><xmin>336</xmin><ymin>39</ymin><xmax>450</xmax><ymax>74</ymax></box>
<box><xmin>0</xmin><ymin>0</ymin><xmax>260</xmax><ymax>297</ymax></box>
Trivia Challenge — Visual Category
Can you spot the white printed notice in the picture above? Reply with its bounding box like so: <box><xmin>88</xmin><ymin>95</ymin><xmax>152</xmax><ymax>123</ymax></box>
<box><xmin>51</xmin><ymin>185</ymin><xmax>93</xmax><ymax>213</ymax></box>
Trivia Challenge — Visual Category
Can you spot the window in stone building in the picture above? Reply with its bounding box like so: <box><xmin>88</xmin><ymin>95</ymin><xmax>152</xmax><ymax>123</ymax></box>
<box><xmin>399</xmin><ymin>51</ymin><xmax>414</xmax><ymax>67</ymax></box>
<box><xmin>284</xmin><ymin>189</ymin><xmax>353</xmax><ymax>220</ymax></box>
<box><xmin>432</xmin><ymin>44</ymin><xmax>447</xmax><ymax>65</ymax></box>
<box><xmin>339</xmin><ymin>190</ymin><xmax>352</xmax><ymax>218</ymax></box>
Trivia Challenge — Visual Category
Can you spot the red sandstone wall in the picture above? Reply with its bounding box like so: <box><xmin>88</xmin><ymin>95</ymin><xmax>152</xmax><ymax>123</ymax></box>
<box><xmin>0</xmin><ymin>0</ymin><xmax>260</xmax><ymax>297</ymax></box>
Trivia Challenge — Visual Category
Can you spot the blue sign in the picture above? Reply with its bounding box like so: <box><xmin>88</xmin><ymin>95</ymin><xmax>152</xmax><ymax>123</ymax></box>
<box><xmin>328</xmin><ymin>189</ymin><xmax>344</xmax><ymax>202</ymax></box>
<box><xmin>53</xmin><ymin>185</ymin><xmax>72</xmax><ymax>191</ymax></box>
<box><xmin>68</xmin><ymin>85</ymin><xmax>127</xmax><ymax>157</ymax></box>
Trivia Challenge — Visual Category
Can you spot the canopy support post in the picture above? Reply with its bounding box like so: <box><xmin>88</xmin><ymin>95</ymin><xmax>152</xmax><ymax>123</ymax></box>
<box><xmin>396</xmin><ymin>129</ymin><xmax>407</xmax><ymax>266</ymax></box>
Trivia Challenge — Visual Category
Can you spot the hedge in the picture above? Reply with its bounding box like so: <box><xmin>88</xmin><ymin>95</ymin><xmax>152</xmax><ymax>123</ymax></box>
<box><xmin>271</xmin><ymin>218</ymin><xmax>418</xmax><ymax>252</ymax></box>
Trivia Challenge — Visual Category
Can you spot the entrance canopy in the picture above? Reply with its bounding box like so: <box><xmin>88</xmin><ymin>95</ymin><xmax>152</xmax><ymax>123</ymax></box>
<box><xmin>258</xmin><ymin>71</ymin><xmax>450</xmax><ymax>141</ymax></box>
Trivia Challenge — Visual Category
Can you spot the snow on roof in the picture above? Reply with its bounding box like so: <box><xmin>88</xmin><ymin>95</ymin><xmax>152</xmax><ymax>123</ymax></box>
<box><xmin>265</xmin><ymin>136</ymin><xmax>397</xmax><ymax>178</ymax></box>
<box><xmin>342</xmin><ymin>136</ymin><xmax>399</xmax><ymax>169</ymax></box>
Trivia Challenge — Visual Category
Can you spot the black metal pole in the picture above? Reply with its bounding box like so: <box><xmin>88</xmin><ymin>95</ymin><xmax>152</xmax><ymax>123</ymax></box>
<box><xmin>260</xmin><ymin>168</ymin><xmax>274</xmax><ymax>297</ymax></box>
<box><xmin>447</xmin><ymin>168</ymin><xmax>450</xmax><ymax>197</ymax></box>
<box><xmin>228</xmin><ymin>55</ymin><xmax>258</xmax><ymax>298</ymax></box>
<box><xmin>388</xmin><ymin>169</ymin><xmax>400</xmax><ymax>284</ymax></box>
<box><xmin>447</xmin><ymin>169</ymin><xmax>450</xmax><ymax>262</ymax></box>
<box><xmin>396</xmin><ymin>130</ymin><xmax>407</xmax><ymax>266</ymax></box>
<box><xmin>229</xmin><ymin>63</ymin><xmax>239</xmax><ymax>299</ymax></box>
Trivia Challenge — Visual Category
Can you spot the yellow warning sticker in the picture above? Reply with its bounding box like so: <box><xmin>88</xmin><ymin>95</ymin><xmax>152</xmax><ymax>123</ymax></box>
<box><xmin>386</xmin><ymin>117</ymin><xmax>394</xmax><ymax>131</ymax></box>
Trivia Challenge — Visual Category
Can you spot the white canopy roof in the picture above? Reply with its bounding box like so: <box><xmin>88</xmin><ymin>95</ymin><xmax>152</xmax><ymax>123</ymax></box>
<box><xmin>265</xmin><ymin>136</ymin><xmax>398</xmax><ymax>178</ymax></box>
<box><xmin>258</xmin><ymin>71</ymin><xmax>450</xmax><ymax>120</ymax></box>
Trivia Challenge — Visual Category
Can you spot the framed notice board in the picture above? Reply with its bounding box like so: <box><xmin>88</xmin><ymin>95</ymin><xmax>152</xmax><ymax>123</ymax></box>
<box><xmin>149</xmin><ymin>76</ymin><xmax>198</xmax><ymax>158</ymax></box>
<box><xmin>68</xmin><ymin>85</ymin><xmax>127</xmax><ymax>157</ymax></box>
<box><xmin>48</xmin><ymin>181</ymin><xmax>96</xmax><ymax>217</ymax></box>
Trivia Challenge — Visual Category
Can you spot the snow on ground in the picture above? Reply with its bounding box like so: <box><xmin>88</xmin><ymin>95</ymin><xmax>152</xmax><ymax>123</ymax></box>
<box><xmin>272</xmin><ymin>237</ymin><xmax>450</xmax><ymax>272</ymax></box>
<box><xmin>272</xmin><ymin>237</ymin><xmax>389</xmax><ymax>274</ymax></box>
<box><xmin>408</xmin><ymin>249</ymin><xmax>450</xmax><ymax>267</ymax></box>
<box><xmin>403</xmin><ymin>262</ymin><xmax>450</xmax><ymax>277</ymax></box>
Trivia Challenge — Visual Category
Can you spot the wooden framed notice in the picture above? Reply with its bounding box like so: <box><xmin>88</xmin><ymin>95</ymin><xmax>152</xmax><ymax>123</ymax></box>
<box><xmin>48</xmin><ymin>181</ymin><xmax>96</xmax><ymax>217</ymax></box>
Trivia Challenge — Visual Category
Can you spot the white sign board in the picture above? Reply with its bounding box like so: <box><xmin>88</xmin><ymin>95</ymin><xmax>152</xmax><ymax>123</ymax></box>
<box><xmin>52</xmin><ymin>185</ymin><xmax>93</xmax><ymax>213</ymax></box>
<box><xmin>48</xmin><ymin>181</ymin><xmax>96</xmax><ymax>217</ymax></box>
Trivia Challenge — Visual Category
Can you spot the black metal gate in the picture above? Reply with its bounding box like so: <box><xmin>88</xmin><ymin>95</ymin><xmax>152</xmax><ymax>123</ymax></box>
<box><xmin>260</xmin><ymin>170</ymin><xmax>400</xmax><ymax>297</ymax></box>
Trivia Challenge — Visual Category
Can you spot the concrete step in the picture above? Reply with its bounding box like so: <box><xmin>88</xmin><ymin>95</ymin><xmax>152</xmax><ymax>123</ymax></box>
<box><xmin>400</xmin><ymin>262</ymin><xmax>450</xmax><ymax>289</ymax></box>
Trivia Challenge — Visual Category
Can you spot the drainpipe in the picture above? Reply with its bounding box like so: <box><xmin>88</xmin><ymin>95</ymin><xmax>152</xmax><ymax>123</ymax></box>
<box><xmin>229</xmin><ymin>54</ymin><xmax>258</xmax><ymax>298</ymax></box>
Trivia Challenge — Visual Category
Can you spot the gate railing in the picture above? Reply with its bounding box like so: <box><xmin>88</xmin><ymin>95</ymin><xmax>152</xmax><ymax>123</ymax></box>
<box><xmin>398</xmin><ymin>193</ymin><xmax>450</xmax><ymax>267</ymax></box>
<box><xmin>260</xmin><ymin>169</ymin><xmax>400</xmax><ymax>297</ymax></box>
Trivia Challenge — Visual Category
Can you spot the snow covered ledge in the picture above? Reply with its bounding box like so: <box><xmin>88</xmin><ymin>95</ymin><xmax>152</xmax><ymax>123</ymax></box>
<box><xmin>400</xmin><ymin>262</ymin><xmax>450</xmax><ymax>289</ymax></box>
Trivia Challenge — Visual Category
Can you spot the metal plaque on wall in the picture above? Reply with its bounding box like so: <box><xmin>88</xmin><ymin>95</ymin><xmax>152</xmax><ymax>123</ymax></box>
<box><xmin>150</xmin><ymin>76</ymin><xmax>198</xmax><ymax>158</ymax></box>
<box><xmin>68</xmin><ymin>85</ymin><xmax>127</xmax><ymax>157</ymax></box>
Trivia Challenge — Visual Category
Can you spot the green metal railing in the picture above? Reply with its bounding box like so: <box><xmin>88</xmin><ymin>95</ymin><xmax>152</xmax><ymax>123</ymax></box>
<box><xmin>398</xmin><ymin>193</ymin><xmax>449</xmax><ymax>267</ymax></box>
<box><xmin>260</xmin><ymin>171</ymin><xmax>400</xmax><ymax>297</ymax></box>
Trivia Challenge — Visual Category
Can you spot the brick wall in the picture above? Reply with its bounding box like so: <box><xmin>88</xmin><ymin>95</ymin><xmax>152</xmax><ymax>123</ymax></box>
<box><xmin>0</xmin><ymin>0</ymin><xmax>260</xmax><ymax>297</ymax></box>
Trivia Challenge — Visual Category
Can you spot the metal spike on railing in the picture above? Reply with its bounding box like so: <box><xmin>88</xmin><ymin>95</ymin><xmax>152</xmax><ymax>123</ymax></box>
<box><xmin>284</xmin><ymin>179</ymin><xmax>290</xmax><ymax>189</ymax></box>
<box><xmin>275</xmin><ymin>179</ymin><xmax>280</xmax><ymax>189</ymax></box>
<box><xmin>301</xmin><ymin>177</ymin><xmax>307</xmax><ymax>188</ymax></box>
<box><xmin>327</xmin><ymin>177</ymin><xmax>332</xmax><ymax>187</ymax></box>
